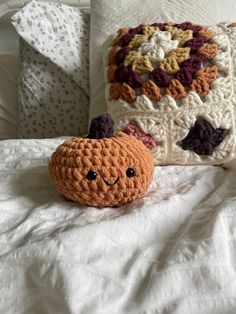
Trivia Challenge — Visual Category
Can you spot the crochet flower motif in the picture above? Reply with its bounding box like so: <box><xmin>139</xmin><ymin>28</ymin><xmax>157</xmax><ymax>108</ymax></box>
<box><xmin>138</xmin><ymin>31</ymin><xmax>179</xmax><ymax>62</ymax></box>
<box><xmin>181</xmin><ymin>118</ymin><xmax>228</xmax><ymax>155</ymax></box>
<box><xmin>108</xmin><ymin>21</ymin><xmax>219</xmax><ymax>103</ymax></box>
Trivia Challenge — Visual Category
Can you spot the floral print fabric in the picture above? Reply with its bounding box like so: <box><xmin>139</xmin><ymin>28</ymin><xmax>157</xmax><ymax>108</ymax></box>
<box><xmin>11</xmin><ymin>0</ymin><xmax>89</xmax><ymax>138</ymax></box>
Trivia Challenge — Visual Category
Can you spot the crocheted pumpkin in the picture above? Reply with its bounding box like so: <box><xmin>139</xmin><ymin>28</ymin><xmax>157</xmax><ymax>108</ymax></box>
<box><xmin>49</xmin><ymin>114</ymin><xmax>154</xmax><ymax>208</ymax></box>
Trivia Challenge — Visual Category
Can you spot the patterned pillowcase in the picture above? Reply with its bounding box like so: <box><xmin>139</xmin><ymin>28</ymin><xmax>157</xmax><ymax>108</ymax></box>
<box><xmin>11</xmin><ymin>0</ymin><xmax>89</xmax><ymax>138</ymax></box>
<box><xmin>105</xmin><ymin>22</ymin><xmax>236</xmax><ymax>165</ymax></box>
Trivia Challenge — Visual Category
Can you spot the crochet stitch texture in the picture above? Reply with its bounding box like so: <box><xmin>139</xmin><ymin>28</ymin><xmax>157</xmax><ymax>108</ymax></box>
<box><xmin>105</xmin><ymin>21</ymin><xmax>236</xmax><ymax>165</ymax></box>
<box><xmin>49</xmin><ymin>115</ymin><xmax>154</xmax><ymax>208</ymax></box>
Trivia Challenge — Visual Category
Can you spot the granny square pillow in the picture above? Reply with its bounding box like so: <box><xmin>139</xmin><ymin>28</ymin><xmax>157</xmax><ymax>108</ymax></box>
<box><xmin>104</xmin><ymin>22</ymin><xmax>236</xmax><ymax>165</ymax></box>
<box><xmin>11</xmin><ymin>0</ymin><xmax>89</xmax><ymax>138</ymax></box>
<box><xmin>90</xmin><ymin>0</ymin><xmax>236</xmax><ymax>121</ymax></box>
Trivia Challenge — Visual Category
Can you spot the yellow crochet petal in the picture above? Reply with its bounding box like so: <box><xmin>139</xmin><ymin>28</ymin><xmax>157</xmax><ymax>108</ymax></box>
<box><xmin>132</xmin><ymin>56</ymin><xmax>153</xmax><ymax>73</ymax></box>
<box><xmin>166</xmin><ymin>27</ymin><xmax>193</xmax><ymax>46</ymax></box>
<box><xmin>168</xmin><ymin>47</ymin><xmax>190</xmax><ymax>64</ymax></box>
<box><xmin>142</xmin><ymin>25</ymin><xmax>159</xmax><ymax>38</ymax></box>
<box><xmin>159</xmin><ymin>56</ymin><xmax>180</xmax><ymax>75</ymax></box>
<box><xmin>128</xmin><ymin>34</ymin><xmax>149</xmax><ymax>48</ymax></box>
<box><xmin>124</xmin><ymin>51</ymin><xmax>142</xmax><ymax>66</ymax></box>
<box><xmin>124</xmin><ymin>51</ymin><xmax>153</xmax><ymax>74</ymax></box>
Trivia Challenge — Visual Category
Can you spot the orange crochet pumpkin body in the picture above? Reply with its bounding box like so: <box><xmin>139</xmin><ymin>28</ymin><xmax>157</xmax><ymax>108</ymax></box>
<box><xmin>49</xmin><ymin>132</ymin><xmax>154</xmax><ymax>208</ymax></box>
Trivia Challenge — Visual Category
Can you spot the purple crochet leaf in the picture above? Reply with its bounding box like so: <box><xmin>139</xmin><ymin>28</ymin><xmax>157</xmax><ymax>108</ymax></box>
<box><xmin>114</xmin><ymin>47</ymin><xmax>132</xmax><ymax>65</ymax></box>
<box><xmin>113</xmin><ymin>66</ymin><xmax>143</xmax><ymax>88</ymax></box>
<box><xmin>174</xmin><ymin>22</ymin><xmax>203</xmax><ymax>36</ymax></box>
<box><xmin>175</xmin><ymin>67</ymin><xmax>194</xmax><ymax>86</ymax></box>
<box><xmin>87</xmin><ymin>114</ymin><xmax>114</xmax><ymax>139</ymax></box>
<box><xmin>151</xmin><ymin>23</ymin><xmax>165</xmax><ymax>31</ymax></box>
<box><xmin>181</xmin><ymin>117</ymin><xmax>228</xmax><ymax>155</ymax></box>
<box><xmin>183</xmin><ymin>37</ymin><xmax>205</xmax><ymax>52</ymax></box>
<box><xmin>149</xmin><ymin>68</ymin><xmax>170</xmax><ymax>87</ymax></box>
<box><xmin>180</xmin><ymin>56</ymin><xmax>203</xmax><ymax>74</ymax></box>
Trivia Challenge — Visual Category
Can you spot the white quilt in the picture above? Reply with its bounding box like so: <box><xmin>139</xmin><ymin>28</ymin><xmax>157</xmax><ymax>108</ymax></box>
<box><xmin>0</xmin><ymin>138</ymin><xmax>236</xmax><ymax>314</ymax></box>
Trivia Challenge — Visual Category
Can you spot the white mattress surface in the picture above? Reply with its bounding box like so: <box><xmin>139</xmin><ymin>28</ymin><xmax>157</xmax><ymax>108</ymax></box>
<box><xmin>1</xmin><ymin>138</ymin><xmax>236</xmax><ymax>313</ymax></box>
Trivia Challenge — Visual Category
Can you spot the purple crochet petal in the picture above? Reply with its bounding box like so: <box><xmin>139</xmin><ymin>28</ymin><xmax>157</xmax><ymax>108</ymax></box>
<box><xmin>118</xmin><ymin>24</ymin><xmax>153</xmax><ymax>46</ymax></box>
<box><xmin>175</xmin><ymin>67</ymin><xmax>194</xmax><ymax>86</ymax></box>
<box><xmin>113</xmin><ymin>66</ymin><xmax>129</xmax><ymax>81</ymax></box>
<box><xmin>118</xmin><ymin>33</ymin><xmax>134</xmax><ymax>47</ymax></box>
<box><xmin>174</xmin><ymin>22</ymin><xmax>203</xmax><ymax>36</ymax></box>
<box><xmin>113</xmin><ymin>66</ymin><xmax>143</xmax><ymax>88</ymax></box>
<box><xmin>129</xmin><ymin>25</ymin><xmax>143</xmax><ymax>36</ymax></box>
<box><xmin>114</xmin><ymin>47</ymin><xmax>132</xmax><ymax>65</ymax></box>
<box><xmin>183</xmin><ymin>37</ymin><xmax>205</xmax><ymax>52</ymax></box>
<box><xmin>180</xmin><ymin>56</ymin><xmax>203</xmax><ymax>74</ymax></box>
<box><xmin>124</xmin><ymin>71</ymin><xmax>143</xmax><ymax>88</ymax></box>
<box><xmin>149</xmin><ymin>68</ymin><xmax>170</xmax><ymax>87</ymax></box>
<box><xmin>151</xmin><ymin>23</ymin><xmax>165</xmax><ymax>31</ymax></box>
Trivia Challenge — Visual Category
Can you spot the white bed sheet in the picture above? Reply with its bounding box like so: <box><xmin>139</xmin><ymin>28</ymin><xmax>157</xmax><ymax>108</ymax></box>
<box><xmin>0</xmin><ymin>138</ymin><xmax>236</xmax><ymax>313</ymax></box>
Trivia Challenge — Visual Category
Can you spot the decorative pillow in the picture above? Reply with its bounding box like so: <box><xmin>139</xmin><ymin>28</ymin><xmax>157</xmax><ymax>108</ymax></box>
<box><xmin>104</xmin><ymin>22</ymin><xmax>236</xmax><ymax>165</ymax></box>
<box><xmin>0</xmin><ymin>54</ymin><xmax>18</xmax><ymax>139</ymax></box>
<box><xmin>11</xmin><ymin>0</ymin><xmax>89</xmax><ymax>138</ymax></box>
<box><xmin>89</xmin><ymin>0</ymin><xmax>236</xmax><ymax>121</ymax></box>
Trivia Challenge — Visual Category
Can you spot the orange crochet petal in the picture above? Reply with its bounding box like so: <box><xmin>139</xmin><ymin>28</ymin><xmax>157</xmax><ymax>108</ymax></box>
<box><xmin>107</xmin><ymin>65</ymin><xmax>117</xmax><ymax>83</ymax></box>
<box><xmin>109</xmin><ymin>82</ymin><xmax>136</xmax><ymax>102</ymax></box>
<box><xmin>198</xmin><ymin>44</ymin><xmax>218</xmax><ymax>60</ymax></box>
<box><xmin>141</xmin><ymin>80</ymin><xmax>161</xmax><ymax>100</ymax></box>
<box><xmin>108</xmin><ymin>46</ymin><xmax>121</xmax><ymax>65</ymax></box>
<box><xmin>118</xmin><ymin>26</ymin><xmax>130</xmax><ymax>36</ymax></box>
<box><xmin>190</xmin><ymin>77</ymin><xmax>209</xmax><ymax>96</ymax></box>
<box><xmin>197</xmin><ymin>27</ymin><xmax>215</xmax><ymax>40</ymax></box>
<box><xmin>195</xmin><ymin>65</ymin><xmax>218</xmax><ymax>84</ymax></box>
<box><xmin>166</xmin><ymin>79</ymin><xmax>187</xmax><ymax>99</ymax></box>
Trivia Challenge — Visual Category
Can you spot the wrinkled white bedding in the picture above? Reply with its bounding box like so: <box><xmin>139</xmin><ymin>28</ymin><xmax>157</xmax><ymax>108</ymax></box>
<box><xmin>0</xmin><ymin>138</ymin><xmax>236</xmax><ymax>314</ymax></box>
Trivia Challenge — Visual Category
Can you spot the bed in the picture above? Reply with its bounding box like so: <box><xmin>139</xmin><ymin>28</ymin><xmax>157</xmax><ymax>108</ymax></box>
<box><xmin>1</xmin><ymin>1</ymin><xmax>236</xmax><ymax>313</ymax></box>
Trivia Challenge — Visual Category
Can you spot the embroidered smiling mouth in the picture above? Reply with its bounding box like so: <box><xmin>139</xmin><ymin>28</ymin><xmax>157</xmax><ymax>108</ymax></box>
<box><xmin>102</xmin><ymin>177</ymin><xmax>119</xmax><ymax>186</ymax></box>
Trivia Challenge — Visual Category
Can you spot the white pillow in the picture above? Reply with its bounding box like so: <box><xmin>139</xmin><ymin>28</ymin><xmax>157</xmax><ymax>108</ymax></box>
<box><xmin>89</xmin><ymin>0</ymin><xmax>236</xmax><ymax>121</ymax></box>
<box><xmin>0</xmin><ymin>54</ymin><xmax>18</xmax><ymax>139</ymax></box>
<box><xmin>12</xmin><ymin>0</ymin><xmax>90</xmax><ymax>138</ymax></box>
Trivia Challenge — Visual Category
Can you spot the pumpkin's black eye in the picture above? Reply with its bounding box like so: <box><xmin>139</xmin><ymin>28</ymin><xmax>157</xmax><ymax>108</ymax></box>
<box><xmin>86</xmin><ymin>170</ymin><xmax>97</xmax><ymax>180</ymax></box>
<box><xmin>126</xmin><ymin>168</ymin><xmax>135</xmax><ymax>178</ymax></box>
